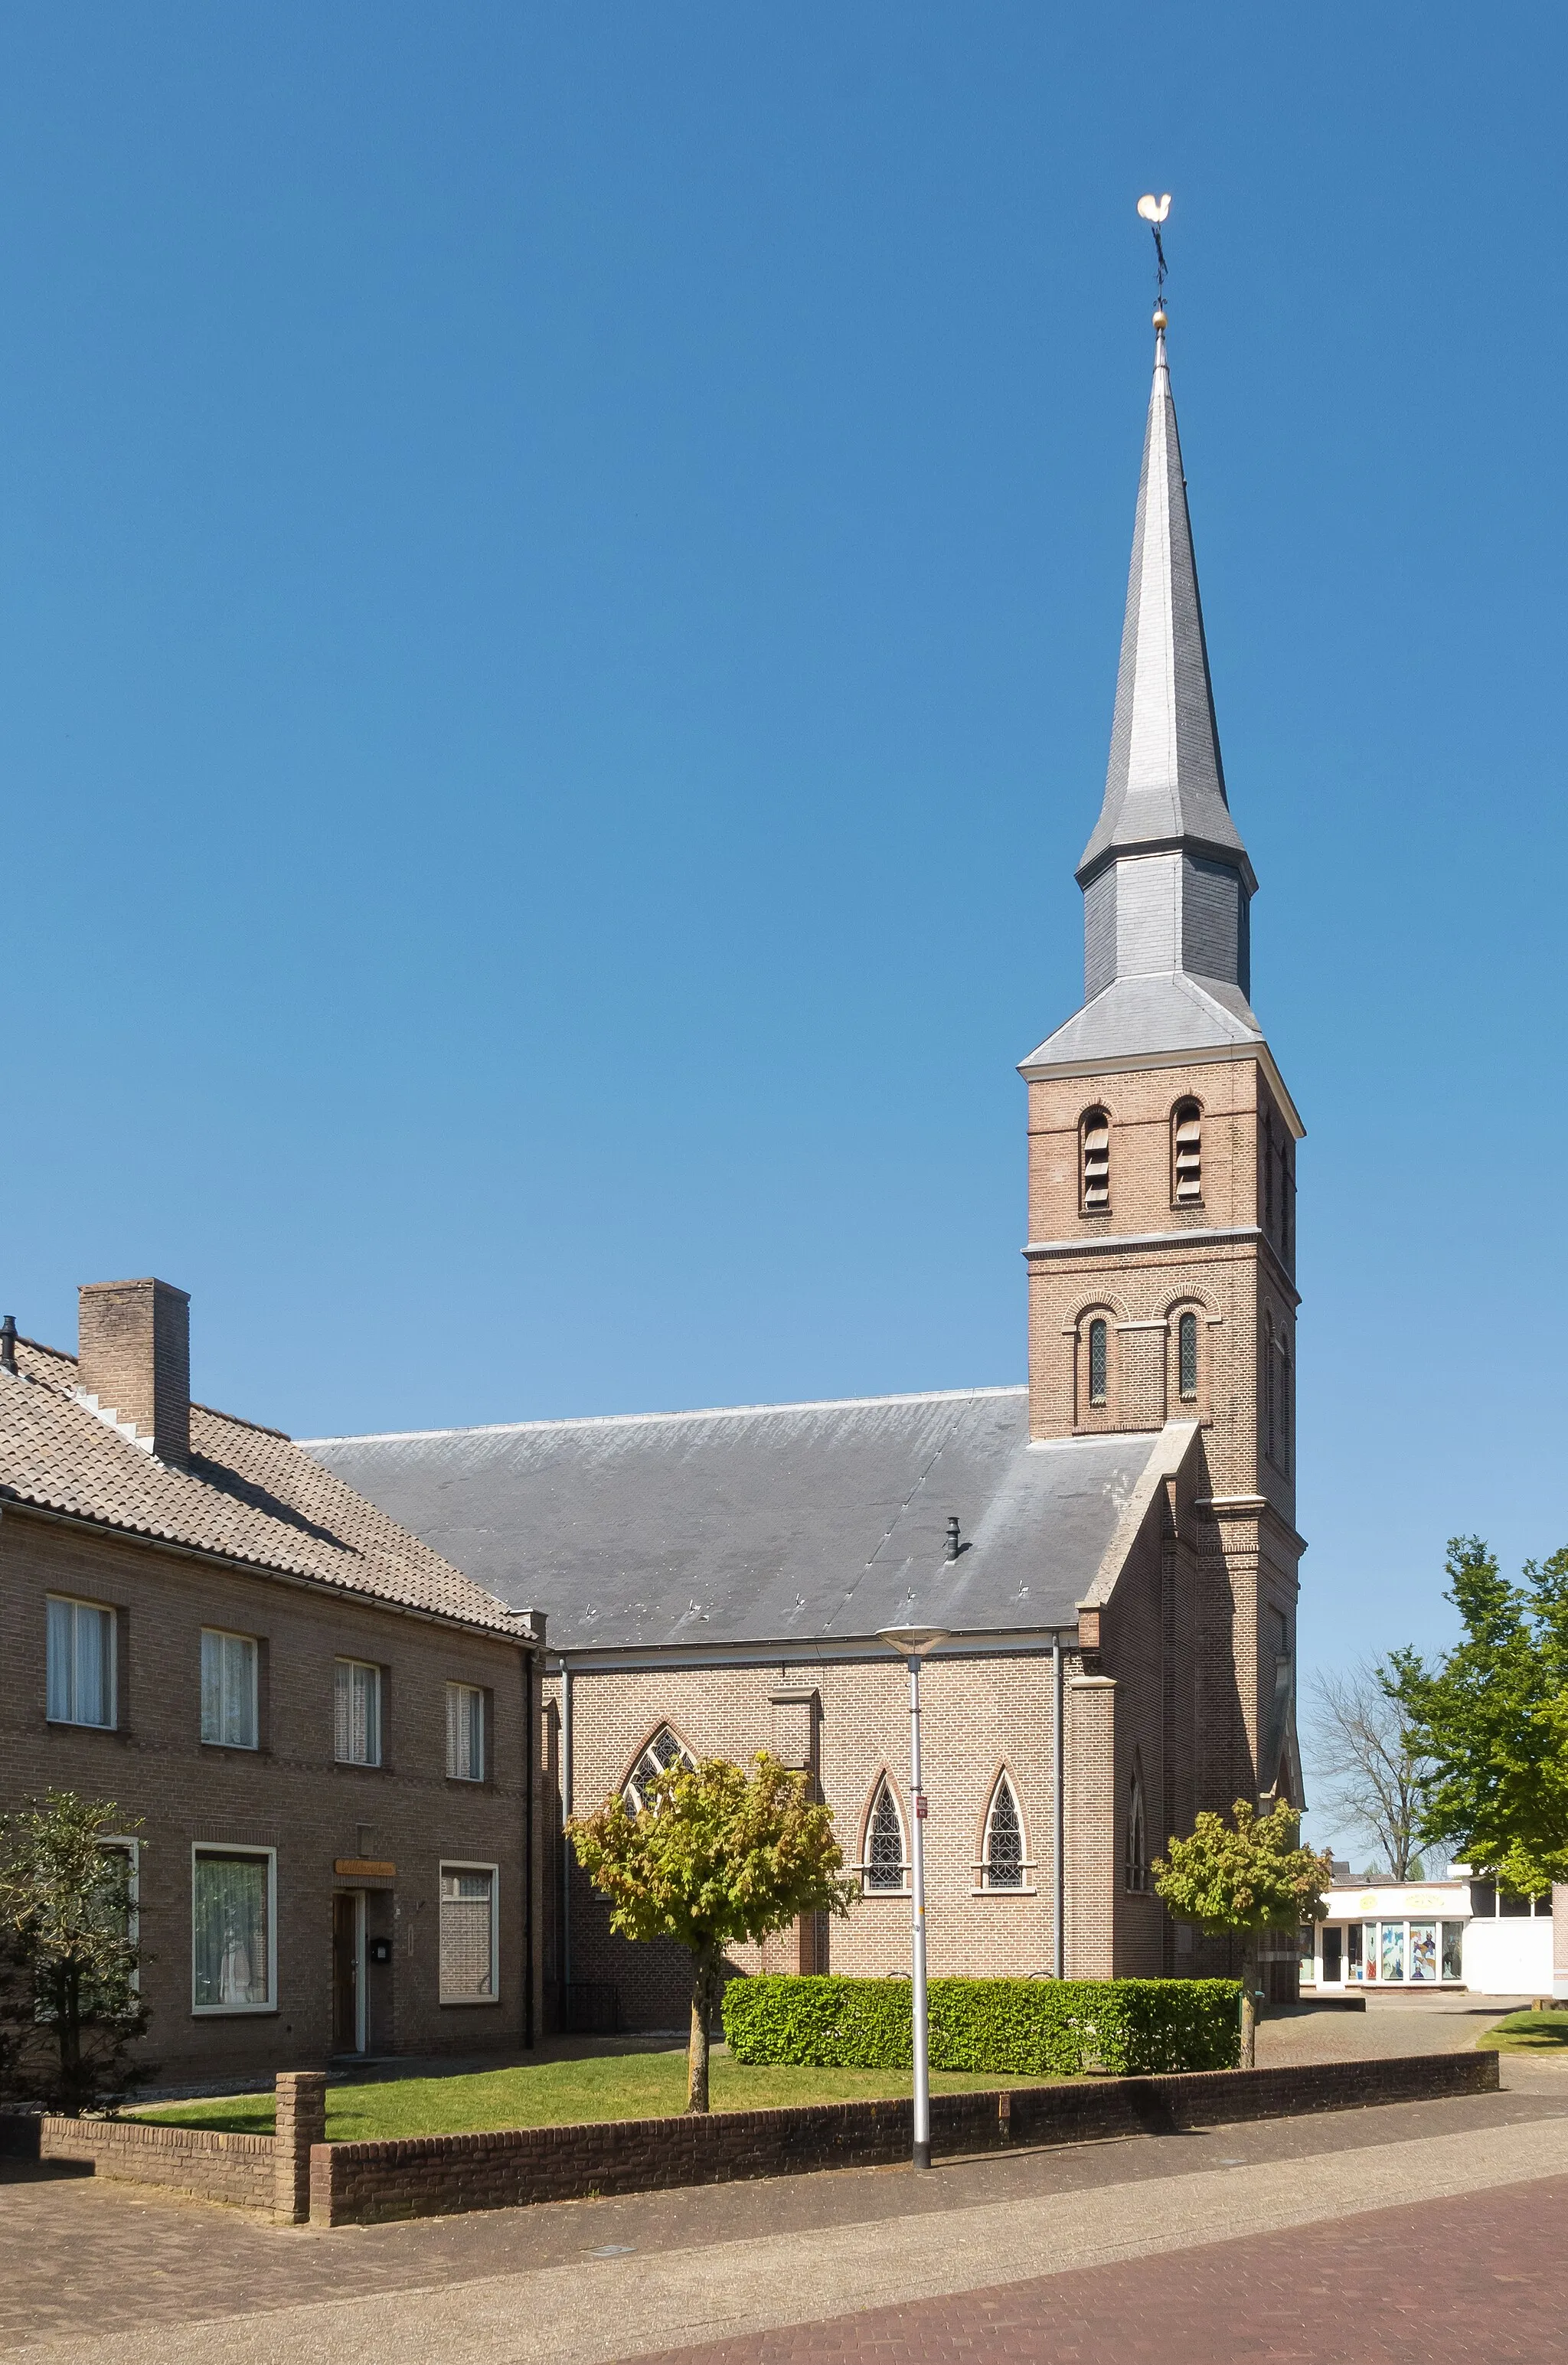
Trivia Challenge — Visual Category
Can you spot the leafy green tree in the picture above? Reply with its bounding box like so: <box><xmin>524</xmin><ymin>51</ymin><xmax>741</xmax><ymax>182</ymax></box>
<box><xmin>568</xmin><ymin>1751</ymin><xmax>857</xmax><ymax>2111</ymax></box>
<box><xmin>0</xmin><ymin>1792</ymin><xmax>152</xmax><ymax>2114</ymax></box>
<box><xmin>1387</xmin><ymin>1537</ymin><xmax>1568</xmax><ymax>1895</ymax></box>
<box><xmin>1153</xmin><ymin>1800</ymin><xmax>1331</xmax><ymax>2066</ymax></box>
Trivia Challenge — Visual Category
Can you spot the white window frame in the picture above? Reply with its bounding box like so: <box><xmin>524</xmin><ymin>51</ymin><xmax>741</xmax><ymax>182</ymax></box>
<box><xmin>190</xmin><ymin>1844</ymin><xmax>278</xmax><ymax>2017</ymax></box>
<box><xmin>335</xmin><ymin>1658</ymin><xmax>383</xmax><ymax>1767</ymax></box>
<box><xmin>439</xmin><ymin>1860</ymin><xmax>500</xmax><ymax>2006</ymax></box>
<box><xmin>446</xmin><ymin>1682</ymin><xmax>486</xmax><ymax>1782</ymax></box>
<box><xmin>45</xmin><ymin>1593</ymin><xmax>117</xmax><ymax>1730</ymax></box>
<box><xmin>200</xmin><ymin>1628</ymin><xmax>260</xmax><ymax>1751</ymax></box>
<box><xmin>859</xmin><ymin>1777</ymin><xmax>910</xmax><ymax>1897</ymax></box>
<box><xmin>974</xmin><ymin>1772</ymin><xmax>1037</xmax><ymax>1896</ymax></box>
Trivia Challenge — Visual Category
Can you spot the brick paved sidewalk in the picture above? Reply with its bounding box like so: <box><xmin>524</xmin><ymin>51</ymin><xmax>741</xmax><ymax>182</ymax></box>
<box><xmin>644</xmin><ymin>2172</ymin><xmax>1568</xmax><ymax>2363</ymax></box>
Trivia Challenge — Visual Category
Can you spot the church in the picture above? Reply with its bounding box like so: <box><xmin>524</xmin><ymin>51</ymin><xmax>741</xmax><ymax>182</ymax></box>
<box><xmin>309</xmin><ymin>306</ymin><xmax>1307</xmax><ymax>2026</ymax></box>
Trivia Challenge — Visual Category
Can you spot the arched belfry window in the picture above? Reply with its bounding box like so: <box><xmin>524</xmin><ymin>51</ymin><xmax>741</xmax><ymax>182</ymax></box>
<box><xmin>1125</xmin><ymin>1761</ymin><xmax>1149</xmax><ymax>1894</ymax></box>
<box><xmin>1087</xmin><ymin>1318</ymin><xmax>1109</xmax><ymax>1410</ymax></box>
<box><xmin>1264</xmin><ymin>1315</ymin><xmax>1276</xmax><ymax>1464</ymax></box>
<box><xmin>862</xmin><ymin>1777</ymin><xmax>907</xmax><ymax>1893</ymax></box>
<box><xmin>1279</xmin><ymin>1341</ymin><xmax>1293</xmax><ymax>1478</ymax></box>
<box><xmin>1172</xmin><ymin>1101</ymin><xmax>1202</xmax><ymax>1204</ymax></box>
<box><xmin>624</xmin><ymin>1724</ymin><xmax>695</xmax><ymax>1813</ymax></box>
<box><xmin>1080</xmin><ymin>1109</ymin><xmax>1110</xmax><ymax>1213</ymax></box>
<box><xmin>1178</xmin><ymin>1311</ymin><xmax>1199</xmax><ymax>1403</ymax></box>
<box><xmin>982</xmin><ymin>1773</ymin><xmax>1026</xmax><ymax>1890</ymax></box>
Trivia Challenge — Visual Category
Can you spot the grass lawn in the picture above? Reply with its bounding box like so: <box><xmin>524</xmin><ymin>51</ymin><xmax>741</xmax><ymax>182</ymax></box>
<box><xmin>1476</xmin><ymin>2009</ymin><xmax>1568</xmax><ymax>2053</ymax></box>
<box><xmin>132</xmin><ymin>2042</ymin><xmax>1047</xmax><ymax>2140</ymax></box>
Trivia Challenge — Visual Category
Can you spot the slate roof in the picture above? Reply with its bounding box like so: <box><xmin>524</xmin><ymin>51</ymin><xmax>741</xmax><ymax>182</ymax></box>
<box><xmin>1020</xmin><ymin>969</ymin><xmax>1263</xmax><ymax>1073</ymax></box>
<box><xmin>1078</xmin><ymin>326</ymin><xmax>1253</xmax><ymax>891</ymax></box>
<box><xmin>302</xmin><ymin>1389</ymin><xmax>1182</xmax><ymax>1655</ymax></box>
<box><xmin>0</xmin><ymin>1337</ymin><xmax>525</xmax><ymax>1636</ymax></box>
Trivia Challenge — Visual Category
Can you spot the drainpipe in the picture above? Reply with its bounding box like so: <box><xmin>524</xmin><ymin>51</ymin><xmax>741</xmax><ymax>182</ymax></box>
<box><xmin>560</xmin><ymin>1659</ymin><xmax>573</xmax><ymax>1996</ymax></box>
<box><xmin>1053</xmin><ymin>1633</ymin><xmax>1066</xmax><ymax>1979</ymax></box>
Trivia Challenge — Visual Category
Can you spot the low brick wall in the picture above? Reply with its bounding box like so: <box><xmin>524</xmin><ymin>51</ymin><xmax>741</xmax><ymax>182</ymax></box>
<box><xmin>311</xmin><ymin>2047</ymin><xmax>1499</xmax><ymax>2226</ymax></box>
<box><xmin>38</xmin><ymin>2114</ymin><xmax>276</xmax><ymax>2213</ymax></box>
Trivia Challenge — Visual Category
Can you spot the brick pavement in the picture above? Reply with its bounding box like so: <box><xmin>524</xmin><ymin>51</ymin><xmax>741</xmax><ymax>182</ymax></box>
<box><xmin>643</xmin><ymin>2173</ymin><xmax>1568</xmax><ymax>2363</ymax></box>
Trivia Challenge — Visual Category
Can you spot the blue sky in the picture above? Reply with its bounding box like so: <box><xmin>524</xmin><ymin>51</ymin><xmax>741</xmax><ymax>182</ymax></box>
<box><xmin>0</xmin><ymin>5</ymin><xmax>1563</xmax><ymax>1761</ymax></box>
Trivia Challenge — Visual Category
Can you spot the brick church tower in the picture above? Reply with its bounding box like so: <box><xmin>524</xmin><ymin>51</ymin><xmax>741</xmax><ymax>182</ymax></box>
<box><xmin>1020</xmin><ymin>310</ymin><xmax>1305</xmax><ymax>1853</ymax></box>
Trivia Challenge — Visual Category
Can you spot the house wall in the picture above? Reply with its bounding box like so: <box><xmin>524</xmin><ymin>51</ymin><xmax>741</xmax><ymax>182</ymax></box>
<box><xmin>0</xmin><ymin>1508</ymin><xmax>534</xmax><ymax>2083</ymax></box>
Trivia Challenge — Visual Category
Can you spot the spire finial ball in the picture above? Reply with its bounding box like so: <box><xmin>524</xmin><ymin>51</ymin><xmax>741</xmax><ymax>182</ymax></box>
<box><xmin>1152</xmin><ymin>307</ymin><xmax>1168</xmax><ymax>331</ymax></box>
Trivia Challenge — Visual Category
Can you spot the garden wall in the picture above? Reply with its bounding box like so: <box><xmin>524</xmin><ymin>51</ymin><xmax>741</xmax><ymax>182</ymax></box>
<box><xmin>310</xmin><ymin>2048</ymin><xmax>1499</xmax><ymax>2226</ymax></box>
<box><xmin>36</xmin><ymin>2114</ymin><xmax>276</xmax><ymax>2213</ymax></box>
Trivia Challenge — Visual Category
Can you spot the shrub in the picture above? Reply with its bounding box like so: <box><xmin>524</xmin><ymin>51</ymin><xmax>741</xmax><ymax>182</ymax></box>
<box><xmin>720</xmin><ymin>1974</ymin><xmax>1242</xmax><ymax>2077</ymax></box>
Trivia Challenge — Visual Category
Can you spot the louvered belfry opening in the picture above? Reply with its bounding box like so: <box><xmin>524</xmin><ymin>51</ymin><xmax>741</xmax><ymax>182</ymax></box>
<box><xmin>1080</xmin><ymin>1109</ymin><xmax>1110</xmax><ymax>1212</ymax></box>
<box><xmin>1172</xmin><ymin>1101</ymin><xmax>1202</xmax><ymax>1203</ymax></box>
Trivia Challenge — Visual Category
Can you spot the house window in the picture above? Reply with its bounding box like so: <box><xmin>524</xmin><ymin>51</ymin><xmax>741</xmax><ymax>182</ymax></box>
<box><xmin>201</xmin><ymin>1629</ymin><xmax>258</xmax><ymax>1750</ymax></box>
<box><xmin>982</xmin><ymin>1774</ymin><xmax>1026</xmax><ymax>1890</ymax></box>
<box><xmin>1080</xmin><ymin>1109</ymin><xmax>1110</xmax><ymax>1212</ymax></box>
<box><xmin>1172</xmin><ymin>1101</ymin><xmax>1202</xmax><ymax>1204</ymax></box>
<box><xmin>335</xmin><ymin>1659</ymin><xmax>382</xmax><ymax>1766</ymax></box>
<box><xmin>1178</xmin><ymin>1311</ymin><xmax>1199</xmax><ymax>1402</ymax></box>
<box><xmin>1088</xmin><ymin>1318</ymin><xmax>1109</xmax><ymax>1409</ymax></box>
<box><xmin>446</xmin><ymin>1684</ymin><xmax>485</xmax><ymax>1782</ymax></box>
<box><xmin>1125</xmin><ymin>1763</ymin><xmax>1149</xmax><ymax>1893</ymax></box>
<box><xmin>191</xmin><ymin>1846</ymin><xmax>275</xmax><ymax>2012</ymax></box>
<box><xmin>624</xmin><ymin>1724</ymin><xmax>695</xmax><ymax>1811</ymax></box>
<box><xmin>46</xmin><ymin>1596</ymin><xmax>116</xmax><ymax>1729</ymax></box>
<box><xmin>863</xmin><ymin>1779</ymin><xmax>907</xmax><ymax>1892</ymax></box>
<box><xmin>439</xmin><ymin>1864</ymin><xmax>498</xmax><ymax>2002</ymax></box>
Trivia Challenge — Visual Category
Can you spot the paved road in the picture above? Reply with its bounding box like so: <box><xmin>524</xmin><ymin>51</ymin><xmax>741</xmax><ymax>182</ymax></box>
<box><xmin>1</xmin><ymin>2023</ymin><xmax>1562</xmax><ymax>2361</ymax></box>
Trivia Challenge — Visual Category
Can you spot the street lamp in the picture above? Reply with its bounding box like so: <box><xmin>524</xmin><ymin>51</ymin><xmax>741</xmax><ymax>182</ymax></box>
<box><xmin>879</xmin><ymin>1623</ymin><xmax>949</xmax><ymax>2171</ymax></box>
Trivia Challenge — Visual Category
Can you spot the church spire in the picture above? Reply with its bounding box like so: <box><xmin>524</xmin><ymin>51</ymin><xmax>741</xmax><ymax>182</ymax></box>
<box><xmin>1078</xmin><ymin>320</ymin><xmax>1253</xmax><ymax>897</ymax></box>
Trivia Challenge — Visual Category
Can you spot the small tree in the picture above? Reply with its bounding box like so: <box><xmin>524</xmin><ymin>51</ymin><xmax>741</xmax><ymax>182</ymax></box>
<box><xmin>0</xmin><ymin>1792</ymin><xmax>151</xmax><ymax>2114</ymax></box>
<box><xmin>568</xmin><ymin>1751</ymin><xmax>858</xmax><ymax>2112</ymax></box>
<box><xmin>1305</xmin><ymin>1661</ymin><xmax>1439</xmax><ymax>1881</ymax></box>
<box><xmin>1153</xmin><ymin>1799</ymin><xmax>1331</xmax><ymax>2067</ymax></box>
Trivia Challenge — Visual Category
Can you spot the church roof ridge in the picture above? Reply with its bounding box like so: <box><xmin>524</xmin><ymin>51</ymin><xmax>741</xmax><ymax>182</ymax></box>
<box><xmin>300</xmin><ymin>1381</ymin><xmax>1027</xmax><ymax>1451</ymax></box>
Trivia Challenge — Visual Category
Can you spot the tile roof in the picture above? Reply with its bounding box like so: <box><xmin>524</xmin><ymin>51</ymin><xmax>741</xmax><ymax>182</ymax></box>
<box><xmin>304</xmin><ymin>1388</ymin><xmax>1188</xmax><ymax>1653</ymax></box>
<box><xmin>0</xmin><ymin>1337</ymin><xmax>526</xmax><ymax>1638</ymax></box>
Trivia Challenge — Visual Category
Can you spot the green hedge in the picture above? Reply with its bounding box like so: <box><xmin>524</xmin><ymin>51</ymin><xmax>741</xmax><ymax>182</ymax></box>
<box><xmin>720</xmin><ymin>1975</ymin><xmax>1243</xmax><ymax>2078</ymax></box>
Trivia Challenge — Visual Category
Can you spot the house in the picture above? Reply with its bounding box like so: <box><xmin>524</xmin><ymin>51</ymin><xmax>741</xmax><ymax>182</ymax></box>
<box><xmin>0</xmin><ymin>1276</ymin><xmax>546</xmax><ymax>2087</ymax></box>
<box><xmin>308</xmin><ymin>305</ymin><xmax>1309</xmax><ymax>2026</ymax></box>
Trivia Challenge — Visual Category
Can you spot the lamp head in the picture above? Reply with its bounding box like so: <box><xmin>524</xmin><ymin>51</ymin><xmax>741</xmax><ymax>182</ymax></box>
<box><xmin>879</xmin><ymin>1625</ymin><xmax>951</xmax><ymax>1659</ymax></box>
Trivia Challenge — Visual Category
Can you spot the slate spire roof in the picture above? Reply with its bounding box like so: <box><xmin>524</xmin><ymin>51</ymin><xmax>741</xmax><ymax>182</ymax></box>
<box><xmin>1077</xmin><ymin>322</ymin><xmax>1253</xmax><ymax>892</ymax></box>
<box><xmin>1022</xmin><ymin>315</ymin><xmax>1267</xmax><ymax>1076</ymax></box>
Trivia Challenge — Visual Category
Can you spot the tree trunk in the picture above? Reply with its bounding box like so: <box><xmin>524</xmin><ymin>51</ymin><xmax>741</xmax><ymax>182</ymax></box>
<box><xmin>686</xmin><ymin>1952</ymin><xmax>720</xmax><ymax>2113</ymax></box>
<box><xmin>1239</xmin><ymin>1936</ymin><xmax>1257</xmax><ymax>2069</ymax></box>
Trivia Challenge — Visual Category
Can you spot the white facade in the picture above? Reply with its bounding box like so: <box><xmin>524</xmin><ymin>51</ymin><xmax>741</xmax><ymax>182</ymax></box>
<box><xmin>1303</xmin><ymin>1873</ymin><xmax>1556</xmax><ymax>1997</ymax></box>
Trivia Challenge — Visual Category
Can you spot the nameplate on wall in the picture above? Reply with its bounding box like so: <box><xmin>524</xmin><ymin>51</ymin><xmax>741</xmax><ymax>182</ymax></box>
<box><xmin>334</xmin><ymin>1858</ymin><xmax>396</xmax><ymax>1878</ymax></box>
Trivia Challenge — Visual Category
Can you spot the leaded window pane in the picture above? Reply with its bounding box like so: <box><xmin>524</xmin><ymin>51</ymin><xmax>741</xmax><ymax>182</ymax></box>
<box><xmin>625</xmin><ymin>1725</ymin><xmax>694</xmax><ymax>1812</ymax></box>
<box><xmin>984</xmin><ymin>1779</ymin><xmax>1024</xmax><ymax>1888</ymax></box>
<box><xmin>865</xmin><ymin>1782</ymin><xmax>906</xmax><ymax>1890</ymax></box>
<box><xmin>1178</xmin><ymin>1312</ymin><xmax>1198</xmax><ymax>1401</ymax></box>
<box><xmin>1088</xmin><ymin>1319</ymin><xmax>1108</xmax><ymax>1407</ymax></box>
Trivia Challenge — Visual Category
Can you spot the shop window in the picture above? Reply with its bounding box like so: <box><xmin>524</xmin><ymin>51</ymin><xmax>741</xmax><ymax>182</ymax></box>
<box><xmin>1442</xmin><ymin>1922</ymin><xmax>1465</xmax><ymax>1980</ymax></box>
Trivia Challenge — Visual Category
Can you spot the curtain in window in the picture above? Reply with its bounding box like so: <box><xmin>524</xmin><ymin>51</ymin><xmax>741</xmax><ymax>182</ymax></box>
<box><xmin>193</xmin><ymin>1853</ymin><xmax>270</xmax><ymax>2007</ymax></box>
<box><xmin>439</xmin><ymin>1868</ymin><xmax>494</xmax><ymax>1998</ymax></box>
<box><xmin>447</xmin><ymin>1684</ymin><xmax>485</xmax><ymax>1780</ymax></box>
<box><xmin>47</xmin><ymin>1598</ymin><xmax>112</xmax><ymax>1726</ymax></box>
<box><xmin>335</xmin><ymin>1661</ymin><xmax>381</xmax><ymax>1765</ymax></box>
<box><xmin>201</xmin><ymin>1632</ymin><xmax>257</xmax><ymax>1748</ymax></box>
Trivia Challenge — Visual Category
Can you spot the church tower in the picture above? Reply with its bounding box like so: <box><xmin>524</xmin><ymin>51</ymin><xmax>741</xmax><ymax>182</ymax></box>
<box><xmin>1021</xmin><ymin>309</ymin><xmax>1305</xmax><ymax>1817</ymax></box>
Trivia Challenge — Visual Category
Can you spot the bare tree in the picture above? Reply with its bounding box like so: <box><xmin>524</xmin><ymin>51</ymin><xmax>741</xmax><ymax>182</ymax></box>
<box><xmin>1305</xmin><ymin>1662</ymin><xmax>1443</xmax><ymax>1881</ymax></box>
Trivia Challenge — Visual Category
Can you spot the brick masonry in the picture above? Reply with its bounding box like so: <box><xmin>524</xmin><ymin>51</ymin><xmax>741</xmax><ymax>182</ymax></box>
<box><xmin>309</xmin><ymin>2050</ymin><xmax>1498</xmax><ymax>2227</ymax></box>
<box><xmin>33</xmin><ymin>2112</ymin><xmax>276</xmax><ymax>2213</ymax></box>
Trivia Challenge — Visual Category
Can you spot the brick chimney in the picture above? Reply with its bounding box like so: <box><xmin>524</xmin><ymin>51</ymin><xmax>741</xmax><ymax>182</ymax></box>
<box><xmin>77</xmin><ymin>1279</ymin><xmax>191</xmax><ymax>1470</ymax></box>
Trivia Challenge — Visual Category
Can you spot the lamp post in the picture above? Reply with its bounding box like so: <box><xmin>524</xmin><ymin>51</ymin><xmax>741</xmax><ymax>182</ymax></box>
<box><xmin>879</xmin><ymin>1624</ymin><xmax>949</xmax><ymax>2170</ymax></box>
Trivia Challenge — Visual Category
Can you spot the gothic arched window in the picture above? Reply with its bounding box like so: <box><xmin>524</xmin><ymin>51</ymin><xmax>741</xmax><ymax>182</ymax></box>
<box><xmin>1125</xmin><ymin>1761</ymin><xmax>1149</xmax><ymax>1894</ymax></box>
<box><xmin>1172</xmin><ymin>1100</ymin><xmax>1202</xmax><ymax>1204</ymax></box>
<box><xmin>1178</xmin><ymin>1311</ymin><xmax>1199</xmax><ymax>1403</ymax></box>
<box><xmin>863</xmin><ymin>1778</ymin><xmax>907</xmax><ymax>1892</ymax></box>
<box><xmin>1080</xmin><ymin>1109</ymin><xmax>1111</xmax><ymax>1213</ymax></box>
<box><xmin>1088</xmin><ymin>1318</ymin><xmax>1109</xmax><ymax>1409</ymax></box>
<box><xmin>982</xmin><ymin>1773</ymin><xmax>1026</xmax><ymax>1890</ymax></box>
<box><xmin>623</xmin><ymin>1724</ymin><xmax>695</xmax><ymax>1813</ymax></box>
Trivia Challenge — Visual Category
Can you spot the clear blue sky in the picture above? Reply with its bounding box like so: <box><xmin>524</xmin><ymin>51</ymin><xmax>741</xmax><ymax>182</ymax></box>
<box><xmin>2</xmin><ymin>6</ymin><xmax>1563</xmax><ymax>1739</ymax></box>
